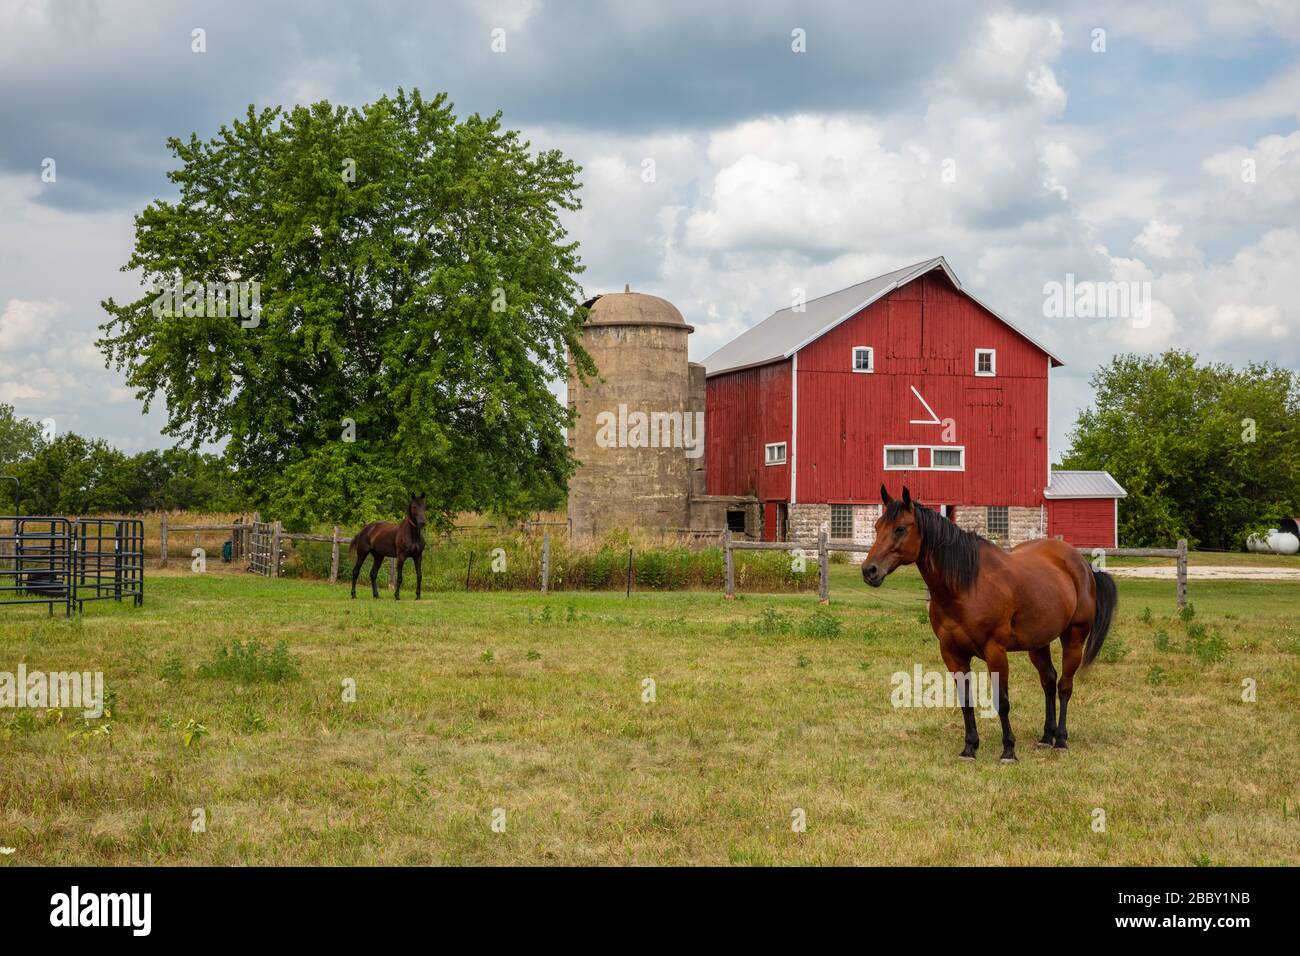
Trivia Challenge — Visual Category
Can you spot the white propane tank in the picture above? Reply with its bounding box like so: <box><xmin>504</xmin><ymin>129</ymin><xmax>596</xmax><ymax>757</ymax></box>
<box><xmin>1265</xmin><ymin>531</ymin><xmax>1300</xmax><ymax>555</ymax></box>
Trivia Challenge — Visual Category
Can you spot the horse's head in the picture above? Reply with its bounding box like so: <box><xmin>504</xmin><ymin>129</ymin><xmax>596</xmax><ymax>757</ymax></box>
<box><xmin>408</xmin><ymin>494</ymin><xmax>428</xmax><ymax>529</ymax></box>
<box><xmin>862</xmin><ymin>485</ymin><xmax>922</xmax><ymax>587</ymax></box>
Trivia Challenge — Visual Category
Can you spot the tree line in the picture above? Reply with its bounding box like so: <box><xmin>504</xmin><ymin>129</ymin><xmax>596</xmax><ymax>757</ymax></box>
<box><xmin>5</xmin><ymin>348</ymin><xmax>1296</xmax><ymax>549</ymax></box>
<box><xmin>0</xmin><ymin>405</ymin><xmax>240</xmax><ymax>515</ymax></box>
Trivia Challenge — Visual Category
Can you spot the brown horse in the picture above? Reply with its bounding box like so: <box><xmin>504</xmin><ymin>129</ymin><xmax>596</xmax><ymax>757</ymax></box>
<box><xmin>350</xmin><ymin>495</ymin><xmax>427</xmax><ymax>600</ymax></box>
<box><xmin>862</xmin><ymin>485</ymin><xmax>1116</xmax><ymax>762</ymax></box>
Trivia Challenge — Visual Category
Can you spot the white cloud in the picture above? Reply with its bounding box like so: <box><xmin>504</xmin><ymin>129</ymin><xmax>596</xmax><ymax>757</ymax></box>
<box><xmin>0</xmin><ymin>298</ymin><xmax>64</xmax><ymax>352</ymax></box>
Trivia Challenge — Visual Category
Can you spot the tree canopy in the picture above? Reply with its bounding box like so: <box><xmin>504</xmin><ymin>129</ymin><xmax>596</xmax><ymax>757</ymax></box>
<box><xmin>100</xmin><ymin>89</ymin><xmax>592</xmax><ymax>528</ymax></box>
<box><xmin>1061</xmin><ymin>351</ymin><xmax>1300</xmax><ymax>549</ymax></box>
<box><xmin>0</xmin><ymin>403</ymin><xmax>43</xmax><ymax>474</ymax></box>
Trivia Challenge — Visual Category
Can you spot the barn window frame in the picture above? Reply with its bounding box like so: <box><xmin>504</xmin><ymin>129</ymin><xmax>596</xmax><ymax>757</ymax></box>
<box><xmin>764</xmin><ymin>442</ymin><xmax>788</xmax><ymax>466</ymax></box>
<box><xmin>852</xmin><ymin>346</ymin><xmax>874</xmax><ymax>373</ymax></box>
<box><xmin>930</xmin><ymin>446</ymin><xmax>965</xmax><ymax>471</ymax></box>
<box><xmin>975</xmin><ymin>348</ymin><xmax>997</xmax><ymax>377</ymax></box>
<box><xmin>883</xmin><ymin>445</ymin><xmax>918</xmax><ymax>470</ymax></box>
<box><xmin>987</xmin><ymin>505</ymin><xmax>1009</xmax><ymax>538</ymax></box>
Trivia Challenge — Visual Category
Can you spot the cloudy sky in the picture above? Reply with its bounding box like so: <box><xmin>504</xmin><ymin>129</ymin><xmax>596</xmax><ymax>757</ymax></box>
<box><xmin>2</xmin><ymin>0</ymin><xmax>1299</xmax><ymax>461</ymax></box>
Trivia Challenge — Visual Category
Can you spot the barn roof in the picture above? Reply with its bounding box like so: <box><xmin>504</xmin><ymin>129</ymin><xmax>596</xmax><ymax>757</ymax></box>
<box><xmin>701</xmin><ymin>256</ymin><xmax>1064</xmax><ymax>376</ymax></box>
<box><xmin>1045</xmin><ymin>470</ymin><xmax>1127</xmax><ymax>499</ymax></box>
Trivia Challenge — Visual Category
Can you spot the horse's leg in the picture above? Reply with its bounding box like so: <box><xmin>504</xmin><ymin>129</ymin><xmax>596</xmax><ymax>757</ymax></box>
<box><xmin>1055</xmin><ymin>626</ymin><xmax>1087</xmax><ymax>750</ymax></box>
<box><xmin>394</xmin><ymin>554</ymin><xmax>404</xmax><ymax>601</ymax></box>
<box><xmin>350</xmin><ymin>546</ymin><xmax>366</xmax><ymax>599</ymax></box>
<box><xmin>369</xmin><ymin>553</ymin><xmax>382</xmax><ymax>598</ymax></box>
<box><xmin>984</xmin><ymin>641</ymin><xmax>1016</xmax><ymax>763</ymax></box>
<box><xmin>940</xmin><ymin>643</ymin><xmax>978</xmax><ymax>760</ymax></box>
<box><xmin>1028</xmin><ymin>645</ymin><xmax>1058</xmax><ymax>747</ymax></box>
<box><xmin>413</xmin><ymin>552</ymin><xmax>422</xmax><ymax>601</ymax></box>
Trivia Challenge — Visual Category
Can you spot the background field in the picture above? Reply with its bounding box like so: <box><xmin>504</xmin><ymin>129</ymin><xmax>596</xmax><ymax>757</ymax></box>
<box><xmin>1</xmin><ymin>564</ymin><xmax>1297</xmax><ymax>865</ymax></box>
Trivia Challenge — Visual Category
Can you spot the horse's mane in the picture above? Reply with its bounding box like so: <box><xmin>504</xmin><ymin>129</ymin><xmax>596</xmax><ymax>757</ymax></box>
<box><xmin>884</xmin><ymin>499</ymin><xmax>984</xmax><ymax>593</ymax></box>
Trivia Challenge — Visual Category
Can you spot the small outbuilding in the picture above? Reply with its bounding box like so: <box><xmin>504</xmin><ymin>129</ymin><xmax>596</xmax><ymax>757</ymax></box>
<box><xmin>1044</xmin><ymin>470</ymin><xmax>1127</xmax><ymax>548</ymax></box>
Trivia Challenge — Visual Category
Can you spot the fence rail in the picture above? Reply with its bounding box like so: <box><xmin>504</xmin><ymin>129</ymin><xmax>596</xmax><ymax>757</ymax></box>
<box><xmin>724</xmin><ymin>532</ymin><xmax>1190</xmax><ymax>608</ymax></box>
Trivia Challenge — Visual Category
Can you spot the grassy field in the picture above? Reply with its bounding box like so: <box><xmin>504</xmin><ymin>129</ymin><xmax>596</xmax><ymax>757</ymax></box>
<box><xmin>1</xmin><ymin>563</ymin><xmax>1297</xmax><ymax>866</ymax></box>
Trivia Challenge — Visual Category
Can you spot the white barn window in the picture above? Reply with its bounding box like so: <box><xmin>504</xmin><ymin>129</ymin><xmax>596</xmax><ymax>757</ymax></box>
<box><xmin>852</xmin><ymin>346</ymin><xmax>874</xmax><ymax>373</ymax></box>
<box><xmin>975</xmin><ymin>348</ymin><xmax>996</xmax><ymax>376</ymax></box>
<box><xmin>765</xmin><ymin>442</ymin><xmax>787</xmax><ymax>466</ymax></box>
<box><xmin>931</xmin><ymin>447</ymin><xmax>965</xmax><ymax>470</ymax></box>
<box><xmin>884</xmin><ymin>446</ymin><xmax>917</xmax><ymax>469</ymax></box>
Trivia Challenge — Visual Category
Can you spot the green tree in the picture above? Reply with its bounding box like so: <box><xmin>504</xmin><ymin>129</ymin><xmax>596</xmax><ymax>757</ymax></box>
<box><xmin>1061</xmin><ymin>351</ymin><xmax>1300</xmax><ymax>549</ymax></box>
<box><xmin>100</xmin><ymin>89</ymin><xmax>593</xmax><ymax>529</ymax></box>
<box><xmin>0</xmin><ymin>403</ymin><xmax>43</xmax><ymax>472</ymax></box>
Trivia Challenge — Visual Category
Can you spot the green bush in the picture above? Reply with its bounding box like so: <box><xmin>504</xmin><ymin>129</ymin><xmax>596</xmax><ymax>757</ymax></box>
<box><xmin>197</xmin><ymin>640</ymin><xmax>300</xmax><ymax>683</ymax></box>
<box><xmin>800</xmin><ymin>607</ymin><xmax>842</xmax><ymax>638</ymax></box>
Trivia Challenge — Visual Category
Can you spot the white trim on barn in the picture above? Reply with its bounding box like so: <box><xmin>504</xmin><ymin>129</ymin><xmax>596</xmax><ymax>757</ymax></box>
<box><xmin>790</xmin><ymin>352</ymin><xmax>798</xmax><ymax>505</ymax></box>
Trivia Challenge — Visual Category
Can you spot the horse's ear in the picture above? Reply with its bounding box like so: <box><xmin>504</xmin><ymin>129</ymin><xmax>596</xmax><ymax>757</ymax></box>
<box><xmin>901</xmin><ymin>486</ymin><xmax>912</xmax><ymax>510</ymax></box>
<box><xmin>880</xmin><ymin>484</ymin><xmax>892</xmax><ymax>506</ymax></box>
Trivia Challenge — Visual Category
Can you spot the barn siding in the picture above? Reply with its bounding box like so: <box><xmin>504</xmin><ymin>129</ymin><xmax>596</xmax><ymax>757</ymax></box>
<box><xmin>705</xmin><ymin>359</ymin><xmax>791</xmax><ymax>502</ymax></box>
<box><xmin>791</xmin><ymin>272</ymin><xmax>1049</xmax><ymax>506</ymax></box>
<box><xmin>1048</xmin><ymin>499</ymin><xmax>1117</xmax><ymax>548</ymax></box>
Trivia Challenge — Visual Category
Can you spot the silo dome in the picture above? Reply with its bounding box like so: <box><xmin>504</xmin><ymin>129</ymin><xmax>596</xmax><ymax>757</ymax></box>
<box><xmin>584</xmin><ymin>291</ymin><xmax>693</xmax><ymax>330</ymax></box>
<box><xmin>567</xmin><ymin>288</ymin><xmax>697</xmax><ymax>539</ymax></box>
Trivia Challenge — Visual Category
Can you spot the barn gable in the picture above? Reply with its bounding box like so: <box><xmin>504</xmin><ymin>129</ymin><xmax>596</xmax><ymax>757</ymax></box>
<box><xmin>702</xmin><ymin>257</ymin><xmax>1063</xmax><ymax>376</ymax></box>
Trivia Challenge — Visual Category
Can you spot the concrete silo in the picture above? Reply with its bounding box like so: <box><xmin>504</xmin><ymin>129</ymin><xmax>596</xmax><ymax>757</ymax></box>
<box><xmin>567</xmin><ymin>288</ymin><xmax>697</xmax><ymax>539</ymax></box>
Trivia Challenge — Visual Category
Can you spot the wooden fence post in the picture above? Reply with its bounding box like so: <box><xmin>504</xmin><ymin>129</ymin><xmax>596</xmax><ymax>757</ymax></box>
<box><xmin>818</xmin><ymin>528</ymin><xmax>829</xmax><ymax>604</ymax></box>
<box><xmin>330</xmin><ymin>526</ymin><xmax>340</xmax><ymax>584</ymax></box>
<box><xmin>159</xmin><ymin>512</ymin><xmax>168</xmax><ymax>568</ymax></box>
<box><xmin>1176</xmin><ymin>538</ymin><xmax>1188</xmax><ymax>609</ymax></box>
<box><xmin>724</xmin><ymin>529</ymin><xmax>735</xmax><ymax>600</ymax></box>
<box><xmin>626</xmin><ymin>547</ymin><xmax>633</xmax><ymax>598</ymax></box>
<box><xmin>465</xmin><ymin>552</ymin><xmax>473</xmax><ymax>591</ymax></box>
<box><xmin>541</xmin><ymin>532</ymin><xmax>550</xmax><ymax>593</ymax></box>
<box><xmin>271</xmin><ymin>521</ymin><xmax>282</xmax><ymax>578</ymax></box>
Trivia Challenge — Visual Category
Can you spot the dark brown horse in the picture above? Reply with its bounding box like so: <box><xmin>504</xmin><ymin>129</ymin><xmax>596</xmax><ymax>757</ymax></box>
<box><xmin>350</xmin><ymin>495</ymin><xmax>427</xmax><ymax>600</ymax></box>
<box><xmin>862</xmin><ymin>485</ymin><xmax>1116</xmax><ymax>762</ymax></box>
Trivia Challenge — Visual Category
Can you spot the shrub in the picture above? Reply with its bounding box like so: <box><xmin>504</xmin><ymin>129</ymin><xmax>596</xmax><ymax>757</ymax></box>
<box><xmin>754</xmin><ymin>606</ymin><xmax>792</xmax><ymax>635</ymax></box>
<box><xmin>197</xmin><ymin>640</ymin><xmax>300</xmax><ymax>683</ymax></box>
<box><xmin>800</xmin><ymin>607</ymin><xmax>842</xmax><ymax>638</ymax></box>
<box><xmin>1098</xmin><ymin>634</ymin><xmax>1129</xmax><ymax>663</ymax></box>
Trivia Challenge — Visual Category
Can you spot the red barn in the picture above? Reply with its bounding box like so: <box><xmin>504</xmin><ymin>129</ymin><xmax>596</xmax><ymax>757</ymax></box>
<box><xmin>702</xmin><ymin>257</ymin><xmax>1124</xmax><ymax>548</ymax></box>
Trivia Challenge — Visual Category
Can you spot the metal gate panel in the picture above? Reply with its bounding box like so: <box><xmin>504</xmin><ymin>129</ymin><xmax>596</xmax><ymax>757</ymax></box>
<box><xmin>71</xmin><ymin>518</ymin><xmax>145</xmax><ymax>613</ymax></box>
<box><xmin>0</xmin><ymin>517</ymin><xmax>73</xmax><ymax>615</ymax></box>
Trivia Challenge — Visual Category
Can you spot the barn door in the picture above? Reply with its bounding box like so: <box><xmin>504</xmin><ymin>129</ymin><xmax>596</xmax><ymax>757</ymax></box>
<box><xmin>763</xmin><ymin>502</ymin><xmax>788</xmax><ymax>542</ymax></box>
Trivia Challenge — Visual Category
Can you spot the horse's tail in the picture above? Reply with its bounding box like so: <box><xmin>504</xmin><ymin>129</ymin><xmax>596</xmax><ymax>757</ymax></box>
<box><xmin>1083</xmin><ymin>568</ymin><xmax>1118</xmax><ymax>667</ymax></box>
<box><xmin>349</xmin><ymin>526</ymin><xmax>364</xmax><ymax>559</ymax></box>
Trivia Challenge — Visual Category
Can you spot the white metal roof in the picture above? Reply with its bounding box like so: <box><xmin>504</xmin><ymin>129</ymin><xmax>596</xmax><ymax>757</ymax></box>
<box><xmin>701</xmin><ymin>256</ymin><xmax>1064</xmax><ymax>376</ymax></box>
<box><xmin>1045</xmin><ymin>470</ymin><xmax>1128</xmax><ymax>499</ymax></box>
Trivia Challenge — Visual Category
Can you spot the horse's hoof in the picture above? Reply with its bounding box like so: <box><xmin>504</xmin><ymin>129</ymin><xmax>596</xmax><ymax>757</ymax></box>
<box><xmin>958</xmin><ymin>753</ymin><xmax>976</xmax><ymax>761</ymax></box>
<box><xmin>1000</xmin><ymin>755</ymin><xmax>1018</xmax><ymax>764</ymax></box>
<box><xmin>1035</xmin><ymin>740</ymin><xmax>1053</xmax><ymax>748</ymax></box>
<box><xmin>1053</xmin><ymin>741</ymin><xmax>1069</xmax><ymax>751</ymax></box>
